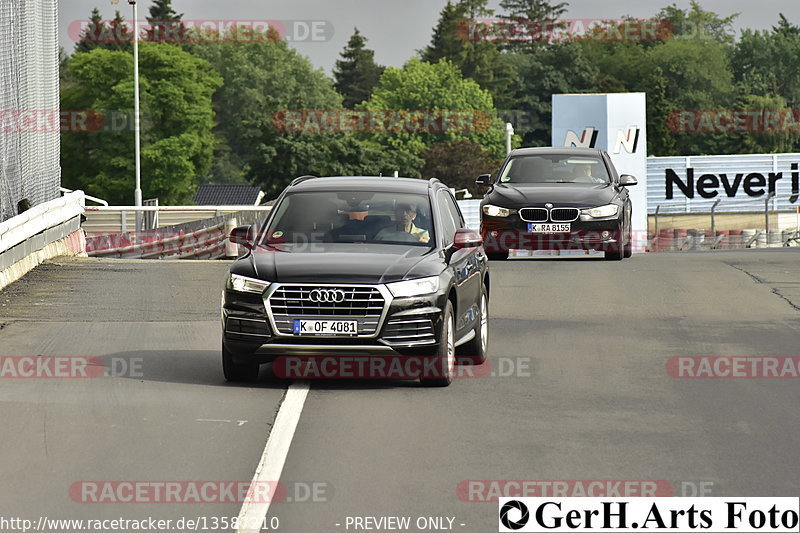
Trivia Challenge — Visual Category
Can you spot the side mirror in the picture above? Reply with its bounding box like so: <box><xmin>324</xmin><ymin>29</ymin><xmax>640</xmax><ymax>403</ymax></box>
<box><xmin>453</xmin><ymin>228</ymin><xmax>482</xmax><ymax>250</ymax></box>
<box><xmin>229</xmin><ymin>225</ymin><xmax>254</xmax><ymax>248</ymax></box>
<box><xmin>475</xmin><ymin>174</ymin><xmax>492</xmax><ymax>186</ymax></box>
<box><xmin>619</xmin><ymin>174</ymin><xmax>638</xmax><ymax>187</ymax></box>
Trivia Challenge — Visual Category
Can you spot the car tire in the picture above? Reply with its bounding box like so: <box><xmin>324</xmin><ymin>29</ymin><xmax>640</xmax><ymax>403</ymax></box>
<box><xmin>623</xmin><ymin>223</ymin><xmax>633</xmax><ymax>258</ymax></box>
<box><xmin>605</xmin><ymin>225</ymin><xmax>625</xmax><ymax>261</ymax></box>
<box><xmin>222</xmin><ymin>341</ymin><xmax>260</xmax><ymax>382</ymax></box>
<box><xmin>487</xmin><ymin>251</ymin><xmax>509</xmax><ymax>261</ymax></box>
<box><xmin>420</xmin><ymin>300</ymin><xmax>455</xmax><ymax>387</ymax></box>
<box><xmin>456</xmin><ymin>286</ymin><xmax>488</xmax><ymax>365</ymax></box>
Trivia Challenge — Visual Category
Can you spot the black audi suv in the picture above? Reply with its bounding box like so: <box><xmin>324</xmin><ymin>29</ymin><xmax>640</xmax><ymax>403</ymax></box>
<box><xmin>221</xmin><ymin>176</ymin><xmax>489</xmax><ymax>386</ymax></box>
<box><xmin>477</xmin><ymin>147</ymin><xmax>637</xmax><ymax>260</ymax></box>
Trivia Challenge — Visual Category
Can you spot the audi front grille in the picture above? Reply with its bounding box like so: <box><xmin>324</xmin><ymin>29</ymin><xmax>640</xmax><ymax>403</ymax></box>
<box><xmin>519</xmin><ymin>208</ymin><xmax>548</xmax><ymax>222</ymax></box>
<box><xmin>266</xmin><ymin>284</ymin><xmax>388</xmax><ymax>336</ymax></box>
<box><xmin>550</xmin><ymin>208</ymin><xmax>580</xmax><ymax>222</ymax></box>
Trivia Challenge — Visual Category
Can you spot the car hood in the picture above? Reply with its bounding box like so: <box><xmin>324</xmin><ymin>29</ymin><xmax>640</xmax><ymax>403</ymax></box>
<box><xmin>486</xmin><ymin>183</ymin><xmax>618</xmax><ymax>207</ymax></box>
<box><xmin>233</xmin><ymin>243</ymin><xmax>443</xmax><ymax>284</ymax></box>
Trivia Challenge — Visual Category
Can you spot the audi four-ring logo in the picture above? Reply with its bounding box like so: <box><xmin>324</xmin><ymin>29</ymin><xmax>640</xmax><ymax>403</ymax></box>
<box><xmin>309</xmin><ymin>288</ymin><xmax>346</xmax><ymax>303</ymax></box>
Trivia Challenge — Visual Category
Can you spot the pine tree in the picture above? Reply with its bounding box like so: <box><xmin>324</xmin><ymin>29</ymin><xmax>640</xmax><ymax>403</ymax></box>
<box><xmin>146</xmin><ymin>0</ymin><xmax>184</xmax><ymax>44</ymax></box>
<box><xmin>498</xmin><ymin>0</ymin><xmax>568</xmax><ymax>51</ymax></box>
<box><xmin>422</xmin><ymin>2</ymin><xmax>468</xmax><ymax>64</ymax></box>
<box><xmin>499</xmin><ymin>0</ymin><xmax>567</xmax><ymax>20</ymax></box>
<box><xmin>333</xmin><ymin>28</ymin><xmax>385</xmax><ymax>108</ymax></box>
<box><xmin>422</xmin><ymin>0</ymin><xmax>518</xmax><ymax>109</ymax></box>
<box><xmin>108</xmin><ymin>11</ymin><xmax>132</xmax><ymax>52</ymax></box>
<box><xmin>76</xmin><ymin>8</ymin><xmax>107</xmax><ymax>53</ymax></box>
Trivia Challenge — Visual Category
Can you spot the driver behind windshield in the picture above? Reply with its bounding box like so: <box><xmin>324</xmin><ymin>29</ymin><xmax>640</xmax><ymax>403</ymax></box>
<box><xmin>375</xmin><ymin>202</ymin><xmax>430</xmax><ymax>244</ymax></box>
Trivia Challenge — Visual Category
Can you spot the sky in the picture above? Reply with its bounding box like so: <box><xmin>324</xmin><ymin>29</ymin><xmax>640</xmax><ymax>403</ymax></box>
<box><xmin>58</xmin><ymin>0</ymin><xmax>797</xmax><ymax>74</ymax></box>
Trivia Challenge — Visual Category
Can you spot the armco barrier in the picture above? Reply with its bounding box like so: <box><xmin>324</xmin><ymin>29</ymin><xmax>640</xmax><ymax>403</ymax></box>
<box><xmin>85</xmin><ymin>209</ymin><xmax>269</xmax><ymax>259</ymax></box>
<box><xmin>0</xmin><ymin>190</ymin><xmax>87</xmax><ymax>290</ymax></box>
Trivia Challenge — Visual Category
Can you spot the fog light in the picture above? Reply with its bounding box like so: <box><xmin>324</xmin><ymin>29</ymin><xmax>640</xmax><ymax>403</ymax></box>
<box><xmin>602</xmin><ymin>231</ymin><xmax>610</xmax><ymax>239</ymax></box>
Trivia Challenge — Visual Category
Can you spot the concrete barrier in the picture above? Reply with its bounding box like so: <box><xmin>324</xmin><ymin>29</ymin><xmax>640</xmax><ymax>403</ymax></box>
<box><xmin>0</xmin><ymin>191</ymin><xmax>86</xmax><ymax>290</ymax></box>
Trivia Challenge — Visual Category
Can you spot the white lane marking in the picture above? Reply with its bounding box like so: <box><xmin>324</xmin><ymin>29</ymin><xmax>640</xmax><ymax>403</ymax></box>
<box><xmin>236</xmin><ymin>381</ymin><xmax>310</xmax><ymax>533</ymax></box>
<box><xmin>195</xmin><ymin>418</ymin><xmax>249</xmax><ymax>425</ymax></box>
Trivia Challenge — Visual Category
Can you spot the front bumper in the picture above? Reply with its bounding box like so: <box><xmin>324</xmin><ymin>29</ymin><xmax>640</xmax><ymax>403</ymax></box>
<box><xmin>481</xmin><ymin>215</ymin><xmax>623</xmax><ymax>252</ymax></box>
<box><xmin>222</xmin><ymin>285</ymin><xmax>445</xmax><ymax>363</ymax></box>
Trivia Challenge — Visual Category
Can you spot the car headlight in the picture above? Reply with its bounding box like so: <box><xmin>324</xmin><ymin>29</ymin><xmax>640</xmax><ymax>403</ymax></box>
<box><xmin>387</xmin><ymin>276</ymin><xmax>440</xmax><ymax>298</ymax></box>
<box><xmin>229</xmin><ymin>273</ymin><xmax>270</xmax><ymax>294</ymax></box>
<box><xmin>482</xmin><ymin>204</ymin><xmax>517</xmax><ymax>218</ymax></box>
<box><xmin>581</xmin><ymin>204</ymin><xmax>619</xmax><ymax>218</ymax></box>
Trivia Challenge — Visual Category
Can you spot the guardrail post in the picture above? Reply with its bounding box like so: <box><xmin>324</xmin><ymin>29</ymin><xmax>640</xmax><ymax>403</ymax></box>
<box><xmin>654</xmin><ymin>205</ymin><xmax>660</xmax><ymax>237</ymax></box>
<box><xmin>765</xmin><ymin>191</ymin><xmax>775</xmax><ymax>241</ymax></box>
<box><xmin>710</xmin><ymin>198</ymin><xmax>720</xmax><ymax>236</ymax></box>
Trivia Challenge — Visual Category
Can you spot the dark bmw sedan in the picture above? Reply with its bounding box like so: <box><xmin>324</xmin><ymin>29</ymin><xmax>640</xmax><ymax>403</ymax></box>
<box><xmin>221</xmin><ymin>176</ymin><xmax>489</xmax><ymax>387</ymax></box>
<box><xmin>477</xmin><ymin>147</ymin><xmax>637</xmax><ymax>260</ymax></box>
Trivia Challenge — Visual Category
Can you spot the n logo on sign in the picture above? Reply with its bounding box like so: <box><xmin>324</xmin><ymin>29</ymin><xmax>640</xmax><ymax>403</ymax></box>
<box><xmin>563</xmin><ymin>127</ymin><xmax>597</xmax><ymax>148</ymax></box>
<box><xmin>613</xmin><ymin>127</ymin><xmax>640</xmax><ymax>154</ymax></box>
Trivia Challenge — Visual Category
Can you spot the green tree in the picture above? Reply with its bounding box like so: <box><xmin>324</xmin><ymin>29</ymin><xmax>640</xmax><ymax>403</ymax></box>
<box><xmin>188</xmin><ymin>30</ymin><xmax>408</xmax><ymax>193</ymax></box>
<box><xmin>360</xmin><ymin>58</ymin><xmax>509</xmax><ymax>164</ymax></box>
<box><xmin>333</xmin><ymin>28</ymin><xmax>385</xmax><ymax>108</ymax></box>
<box><xmin>656</xmin><ymin>1</ymin><xmax>739</xmax><ymax>44</ymax></box>
<box><xmin>578</xmin><ymin>30</ymin><xmax>736</xmax><ymax>155</ymax></box>
<box><xmin>60</xmin><ymin>44</ymin><xmax>221</xmax><ymax>204</ymax></box>
<box><xmin>421</xmin><ymin>139</ymin><xmax>501</xmax><ymax>194</ymax></box>
<box><xmin>499</xmin><ymin>0</ymin><xmax>567</xmax><ymax>20</ymax></box>
<box><xmin>732</xmin><ymin>15</ymin><xmax>800</xmax><ymax>109</ymax></box>
<box><xmin>75</xmin><ymin>8</ymin><xmax>107</xmax><ymax>53</ymax></box>
<box><xmin>722</xmin><ymin>92</ymin><xmax>800</xmax><ymax>154</ymax></box>
<box><xmin>422</xmin><ymin>2</ymin><xmax>466</xmax><ymax>63</ymax></box>
<box><xmin>147</xmin><ymin>0</ymin><xmax>184</xmax><ymax>43</ymax></box>
<box><xmin>498</xmin><ymin>0</ymin><xmax>568</xmax><ymax>52</ymax></box>
<box><xmin>422</xmin><ymin>0</ymin><xmax>518</xmax><ymax>109</ymax></box>
<box><xmin>510</xmin><ymin>42</ymin><xmax>598</xmax><ymax>146</ymax></box>
<box><xmin>107</xmin><ymin>11</ymin><xmax>132</xmax><ymax>52</ymax></box>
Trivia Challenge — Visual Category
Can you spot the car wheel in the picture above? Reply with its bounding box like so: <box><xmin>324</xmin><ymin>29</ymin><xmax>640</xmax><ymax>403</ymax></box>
<box><xmin>605</xmin><ymin>225</ymin><xmax>625</xmax><ymax>261</ymax></box>
<box><xmin>420</xmin><ymin>300</ymin><xmax>455</xmax><ymax>387</ymax></box>
<box><xmin>623</xmin><ymin>223</ymin><xmax>633</xmax><ymax>258</ymax></box>
<box><xmin>222</xmin><ymin>341</ymin><xmax>260</xmax><ymax>382</ymax></box>
<box><xmin>456</xmin><ymin>286</ymin><xmax>488</xmax><ymax>365</ymax></box>
<box><xmin>487</xmin><ymin>251</ymin><xmax>509</xmax><ymax>261</ymax></box>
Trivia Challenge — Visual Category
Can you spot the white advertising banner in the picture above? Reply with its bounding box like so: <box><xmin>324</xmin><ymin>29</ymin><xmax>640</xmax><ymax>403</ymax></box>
<box><xmin>552</xmin><ymin>93</ymin><xmax>648</xmax><ymax>250</ymax></box>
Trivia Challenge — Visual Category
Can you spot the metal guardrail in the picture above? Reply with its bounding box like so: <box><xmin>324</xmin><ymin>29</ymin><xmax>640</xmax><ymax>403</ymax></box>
<box><xmin>652</xmin><ymin>194</ymin><xmax>797</xmax><ymax>240</ymax></box>
<box><xmin>647</xmin><ymin>228</ymin><xmax>799</xmax><ymax>252</ymax></box>
<box><xmin>83</xmin><ymin>205</ymin><xmax>273</xmax><ymax>233</ymax></box>
<box><xmin>85</xmin><ymin>208</ymin><xmax>271</xmax><ymax>259</ymax></box>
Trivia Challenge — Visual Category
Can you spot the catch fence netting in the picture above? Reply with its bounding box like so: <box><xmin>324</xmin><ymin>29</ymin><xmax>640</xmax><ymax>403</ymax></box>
<box><xmin>0</xmin><ymin>0</ymin><xmax>60</xmax><ymax>222</ymax></box>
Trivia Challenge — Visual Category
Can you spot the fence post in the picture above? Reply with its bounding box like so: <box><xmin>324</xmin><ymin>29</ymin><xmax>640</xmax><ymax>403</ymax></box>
<box><xmin>710</xmin><ymin>198</ymin><xmax>720</xmax><ymax>235</ymax></box>
<box><xmin>765</xmin><ymin>191</ymin><xmax>775</xmax><ymax>240</ymax></box>
<box><xmin>654</xmin><ymin>205</ymin><xmax>660</xmax><ymax>237</ymax></box>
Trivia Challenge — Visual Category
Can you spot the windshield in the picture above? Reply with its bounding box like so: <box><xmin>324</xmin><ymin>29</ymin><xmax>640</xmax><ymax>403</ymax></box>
<box><xmin>498</xmin><ymin>155</ymin><xmax>610</xmax><ymax>184</ymax></box>
<box><xmin>262</xmin><ymin>190</ymin><xmax>435</xmax><ymax>247</ymax></box>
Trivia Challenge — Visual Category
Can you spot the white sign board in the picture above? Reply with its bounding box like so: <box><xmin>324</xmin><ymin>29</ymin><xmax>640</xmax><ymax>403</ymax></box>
<box><xmin>552</xmin><ymin>93</ymin><xmax>648</xmax><ymax>251</ymax></box>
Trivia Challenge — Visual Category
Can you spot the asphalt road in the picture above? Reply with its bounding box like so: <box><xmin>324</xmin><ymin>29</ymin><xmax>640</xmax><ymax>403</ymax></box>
<box><xmin>1</xmin><ymin>250</ymin><xmax>799</xmax><ymax>532</ymax></box>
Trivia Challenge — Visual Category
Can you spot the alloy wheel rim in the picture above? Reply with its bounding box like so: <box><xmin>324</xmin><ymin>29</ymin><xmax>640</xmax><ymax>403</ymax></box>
<box><xmin>446</xmin><ymin>314</ymin><xmax>455</xmax><ymax>377</ymax></box>
<box><xmin>480</xmin><ymin>295</ymin><xmax>488</xmax><ymax>354</ymax></box>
